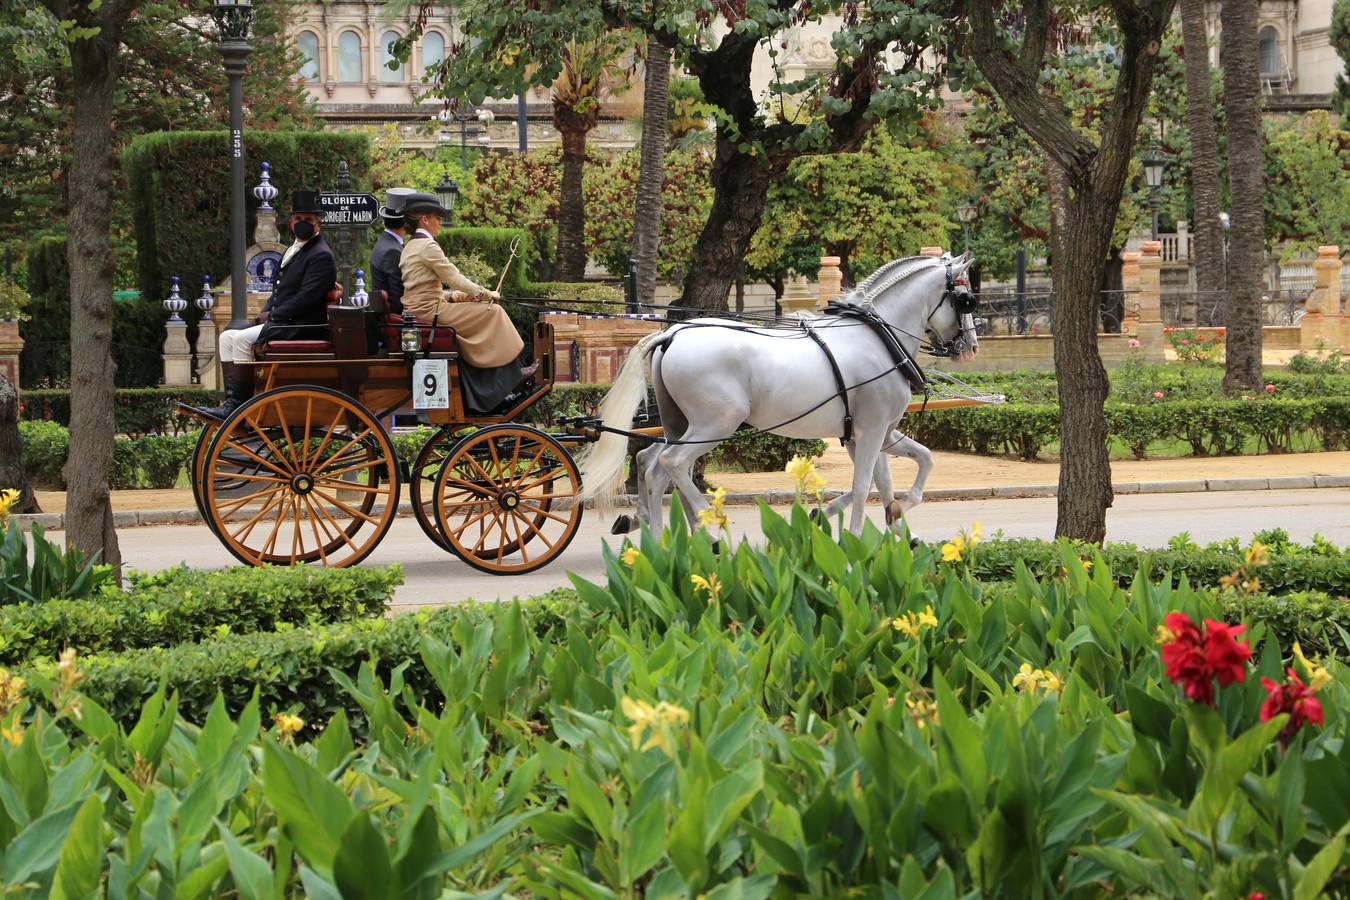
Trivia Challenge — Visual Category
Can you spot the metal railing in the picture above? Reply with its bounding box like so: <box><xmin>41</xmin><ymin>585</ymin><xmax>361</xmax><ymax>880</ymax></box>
<box><xmin>972</xmin><ymin>289</ymin><xmax>1139</xmax><ymax>336</ymax></box>
<box><xmin>1160</xmin><ymin>288</ymin><xmax>1310</xmax><ymax>328</ymax></box>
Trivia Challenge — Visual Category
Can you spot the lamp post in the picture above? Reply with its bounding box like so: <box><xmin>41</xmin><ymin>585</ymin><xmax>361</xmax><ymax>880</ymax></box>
<box><xmin>1219</xmin><ymin>211</ymin><xmax>1231</xmax><ymax>289</ymax></box>
<box><xmin>437</xmin><ymin>101</ymin><xmax>495</xmax><ymax>173</ymax></box>
<box><xmin>956</xmin><ymin>203</ymin><xmax>976</xmax><ymax>253</ymax></box>
<box><xmin>211</xmin><ymin>0</ymin><xmax>254</xmax><ymax>331</ymax></box>
<box><xmin>1140</xmin><ymin>140</ymin><xmax>1169</xmax><ymax>242</ymax></box>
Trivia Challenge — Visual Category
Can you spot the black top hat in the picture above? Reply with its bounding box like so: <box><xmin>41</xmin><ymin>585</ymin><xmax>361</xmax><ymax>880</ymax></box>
<box><xmin>290</xmin><ymin>189</ymin><xmax>324</xmax><ymax>218</ymax></box>
<box><xmin>402</xmin><ymin>192</ymin><xmax>449</xmax><ymax>219</ymax></box>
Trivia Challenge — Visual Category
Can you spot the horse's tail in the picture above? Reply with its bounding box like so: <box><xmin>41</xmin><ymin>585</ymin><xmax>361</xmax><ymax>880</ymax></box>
<box><xmin>577</xmin><ymin>329</ymin><xmax>670</xmax><ymax>513</ymax></box>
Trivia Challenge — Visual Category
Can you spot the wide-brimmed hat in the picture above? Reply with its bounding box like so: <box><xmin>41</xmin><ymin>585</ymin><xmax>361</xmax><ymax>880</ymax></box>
<box><xmin>402</xmin><ymin>192</ymin><xmax>449</xmax><ymax>219</ymax></box>
<box><xmin>290</xmin><ymin>189</ymin><xmax>324</xmax><ymax>219</ymax></box>
<box><xmin>379</xmin><ymin>187</ymin><xmax>416</xmax><ymax>220</ymax></box>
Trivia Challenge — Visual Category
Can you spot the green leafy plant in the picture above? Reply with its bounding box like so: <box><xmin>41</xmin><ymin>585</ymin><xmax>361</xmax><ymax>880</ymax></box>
<box><xmin>0</xmin><ymin>521</ymin><xmax>113</xmax><ymax>606</ymax></box>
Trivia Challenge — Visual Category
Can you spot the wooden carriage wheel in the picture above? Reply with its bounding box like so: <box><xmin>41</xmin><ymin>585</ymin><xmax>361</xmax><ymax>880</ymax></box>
<box><xmin>203</xmin><ymin>386</ymin><xmax>399</xmax><ymax>568</ymax></box>
<box><xmin>410</xmin><ymin>428</ymin><xmax>456</xmax><ymax>551</ymax></box>
<box><xmin>190</xmin><ymin>420</ymin><xmax>220</xmax><ymax>526</ymax></box>
<box><xmin>432</xmin><ymin>424</ymin><xmax>584</xmax><ymax>575</ymax></box>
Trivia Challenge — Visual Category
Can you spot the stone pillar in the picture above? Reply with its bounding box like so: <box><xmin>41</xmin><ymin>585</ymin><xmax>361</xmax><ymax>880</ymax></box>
<box><xmin>1305</xmin><ymin>245</ymin><xmax>1344</xmax><ymax>351</ymax></box>
<box><xmin>780</xmin><ymin>276</ymin><xmax>817</xmax><ymax>315</ymax></box>
<box><xmin>576</xmin><ymin>315</ymin><xmax>619</xmax><ymax>384</ymax></box>
<box><xmin>194</xmin><ymin>312</ymin><xmax>219</xmax><ymax>390</ymax></box>
<box><xmin>919</xmin><ymin>246</ymin><xmax>944</xmax><ymax>258</ymax></box>
<box><xmin>255</xmin><ymin>207</ymin><xmax>279</xmax><ymax>245</ymax></box>
<box><xmin>1121</xmin><ymin>250</ymin><xmax>1142</xmax><ymax>336</ymax></box>
<box><xmin>0</xmin><ymin>320</ymin><xmax>23</xmax><ymax>389</ymax></box>
<box><xmin>817</xmin><ymin>256</ymin><xmax>843</xmax><ymax>308</ymax></box>
<box><xmin>1176</xmin><ymin>220</ymin><xmax>1190</xmax><ymax>262</ymax></box>
<box><xmin>163</xmin><ymin>320</ymin><xmax>193</xmax><ymax>386</ymax></box>
<box><xmin>1134</xmin><ymin>241</ymin><xmax>1165</xmax><ymax>362</ymax></box>
<box><xmin>613</xmin><ymin>314</ymin><xmax>661</xmax><ymax>372</ymax></box>
<box><xmin>542</xmin><ymin>311</ymin><xmax>579</xmax><ymax>383</ymax></box>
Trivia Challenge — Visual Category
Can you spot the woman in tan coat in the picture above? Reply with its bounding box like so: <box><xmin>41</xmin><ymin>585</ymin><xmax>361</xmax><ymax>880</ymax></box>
<box><xmin>400</xmin><ymin>193</ymin><xmax>536</xmax><ymax>411</ymax></box>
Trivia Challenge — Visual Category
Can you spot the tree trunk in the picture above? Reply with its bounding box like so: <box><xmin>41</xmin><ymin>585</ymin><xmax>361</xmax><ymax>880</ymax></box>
<box><xmin>553</xmin><ymin>108</ymin><xmax>593</xmax><ymax>283</ymax></box>
<box><xmin>1180</xmin><ymin>0</ymin><xmax>1225</xmax><ymax>297</ymax></box>
<box><xmin>1048</xmin><ymin>163</ymin><xmax>1114</xmax><ymax>543</ymax></box>
<box><xmin>61</xmin><ymin>8</ymin><xmax>123</xmax><ymax>574</ymax></box>
<box><xmin>1221</xmin><ymin>0</ymin><xmax>1265</xmax><ymax>392</ymax></box>
<box><xmin>672</xmin><ymin>132</ymin><xmax>771</xmax><ymax>311</ymax></box>
<box><xmin>632</xmin><ymin>42</ymin><xmax>671</xmax><ymax>305</ymax></box>
<box><xmin>0</xmin><ymin>376</ymin><xmax>38</xmax><ymax>514</ymax></box>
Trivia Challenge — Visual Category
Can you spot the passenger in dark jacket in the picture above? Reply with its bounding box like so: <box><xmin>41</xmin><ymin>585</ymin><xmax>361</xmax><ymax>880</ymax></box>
<box><xmin>369</xmin><ymin>188</ymin><xmax>414</xmax><ymax>314</ymax></box>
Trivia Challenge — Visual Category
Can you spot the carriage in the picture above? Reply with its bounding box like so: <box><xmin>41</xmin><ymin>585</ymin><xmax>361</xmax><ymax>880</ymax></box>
<box><xmin>181</xmin><ymin>302</ymin><xmax>587</xmax><ymax>574</ymax></box>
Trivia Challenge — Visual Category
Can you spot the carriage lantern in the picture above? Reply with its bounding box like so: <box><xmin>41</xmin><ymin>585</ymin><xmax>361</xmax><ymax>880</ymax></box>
<box><xmin>400</xmin><ymin>312</ymin><xmax>421</xmax><ymax>356</ymax></box>
<box><xmin>164</xmin><ymin>276</ymin><xmax>187</xmax><ymax>322</ymax></box>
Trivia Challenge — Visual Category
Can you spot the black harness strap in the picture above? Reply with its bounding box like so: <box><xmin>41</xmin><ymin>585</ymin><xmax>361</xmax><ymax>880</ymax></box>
<box><xmin>823</xmin><ymin>301</ymin><xmax>928</xmax><ymax>394</ymax></box>
<box><xmin>802</xmin><ymin>325</ymin><xmax>853</xmax><ymax>443</ymax></box>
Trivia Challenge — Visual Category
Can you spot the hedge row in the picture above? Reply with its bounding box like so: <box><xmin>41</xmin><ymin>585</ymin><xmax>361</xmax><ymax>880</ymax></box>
<box><xmin>20</xmin><ymin>387</ymin><xmax>215</xmax><ymax>436</ymax></box>
<box><xmin>19</xmin><ymin>421</ymin><xmax>197</xmax><ymax>490</ymax></box>
<box><xmin>906</xmin><ymin>397</ymin><xmax>1350</xmax><ymax>459</ymax></box>
<box><xmin>957</xmin><ymin>535</ymin><xmax>1349</xmax><ymax>598</ymax></box>
<box><xmin>1</xmin><ymin>564</ymin><xmax>400</xmax><ymax>667</ymax></box>
<box><xmin>27</xmin><ymin>591</ymin><xmax>576</xmax><ymax>728</ymax></box>
<box><xmin>931</xmin><ymin>365</ymin><xmax>1350</xmax><ymax>404</ymax></box>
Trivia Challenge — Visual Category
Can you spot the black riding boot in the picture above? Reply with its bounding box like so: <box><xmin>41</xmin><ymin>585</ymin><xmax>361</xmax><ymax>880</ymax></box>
<box><xmin>197</xmin><ymin>363</ymin><xmax>253</xmax><ymax>419</ymax></box>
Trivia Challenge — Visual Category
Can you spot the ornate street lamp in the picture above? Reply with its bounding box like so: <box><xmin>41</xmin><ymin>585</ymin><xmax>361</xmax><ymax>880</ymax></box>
<box><xmin>1140</xmin><ymin>140</ymin><xmax>1169</xmax><ymax>242</ymax></box>
<box><xmin>434</xmin><ymin>172</ymin><xmax>459</xmax><ymax>217</ymax></box>
<box><xmin>956</xmin><ymin>203</ymin><xmax>977</xmax><ymax>253</ymax></box>
<box><xmin>437</xmin><ymin>100</ymin><xmax>493</xmax><ymax>172</ymax></box>
<box><xmin>211</xmin><ymin>0</ymin><xmax>254</xmax><ymax>331</ymax></box>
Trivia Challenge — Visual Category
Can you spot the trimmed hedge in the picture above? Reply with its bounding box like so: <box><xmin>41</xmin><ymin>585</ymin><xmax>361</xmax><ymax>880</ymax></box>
<box><xmin>20</xmin><ymin>387</ymin><xmax>216</xmax><ymax>436</ymax></box>
<box><xmin>957</xmin><ymin>536</ymin><xmax>1350</xmax><ymax>598</ymax></box>
<box><xmin>28</xmin><ymin>591</ymin><xmax>576</xmax><ymax>728</ymax></box>
<box><xmin>906</xmin><ymin>397</ymin><xmax>1350</xmax><ymax>459</ymax></box>
<box><xmin>0</xmin><ymin>564</ymin><xmax>401</xmax><ymax>667</ymax></box>
<box><xmin>19</xmin><ymin>422</ymin><xmax>197</xmax><ymax>490</ymax></box>
<box><xmin>122</xmin><ymin>130</ymin><xmax>372</xmax><ymax>317</ymax></box>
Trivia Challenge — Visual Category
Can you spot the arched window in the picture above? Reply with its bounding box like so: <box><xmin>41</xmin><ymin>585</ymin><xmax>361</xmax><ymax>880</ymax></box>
<box><xmin>297</xmin><ymin>31</ymin><xmax>320</xmax><ymax>81</ymax></box>
<box><xmin>1258</xmin><ymin>26</ymin><xmax>1279</xmax><ymax>75</ymax></box>
<box><xmin>381</xmin><ymin>30</ymin><xmax>403</xmax><ymax>82</ymax></box>
<box><xmin>338</xmin><ymin>31</ymin><xmax>362</xmax><ymax>83</ymax></box>
<box><xmin>423</xmin><ymin>31</ymin><xmax>445</xmax><ymax>73</ymax></box>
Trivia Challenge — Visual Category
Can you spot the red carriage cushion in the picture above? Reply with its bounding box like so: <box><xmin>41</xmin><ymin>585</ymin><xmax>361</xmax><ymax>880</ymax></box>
<box><xmin>382</xmin><ymin>314</ymin><xmax>457</xmax><ymax>352</ymax></box>
<box><xmin>259</xmin><ymin>339</ymin><xmax>334</xmax><ymax>353</ymax></box>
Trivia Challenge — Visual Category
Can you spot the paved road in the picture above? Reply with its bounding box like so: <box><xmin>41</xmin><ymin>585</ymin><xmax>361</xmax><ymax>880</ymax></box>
<box><xmin>90</xmin><ymin>489</ymin><xmax>1350</xmax><ymax>607</ymax></box>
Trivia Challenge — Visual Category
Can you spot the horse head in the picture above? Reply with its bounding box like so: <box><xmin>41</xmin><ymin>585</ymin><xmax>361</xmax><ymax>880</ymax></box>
<box><xmin>925</xmin><ymin>253</ymin><xmax>979</xmax><ymax>363</ymax></box>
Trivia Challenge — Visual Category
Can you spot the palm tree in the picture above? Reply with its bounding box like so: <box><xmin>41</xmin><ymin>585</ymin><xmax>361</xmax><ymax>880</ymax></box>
<box><xmin>551</xmin><ymin>35</ymin><xmax>633</xmax><ymax>283</ymax></box>
<box><xmin>1220</xmin><ymin>0</ymin><xmax>1266</xmax><ymax>392</ymax></box>
<box><xmin>1180</xmin><ymin>0</ymin><xmax>1225</xmax><ymax>299</ymax></box>
<box><xmin>630</xmin><ymin>41</ymin><xmax>671</xmax><ymax>306</ymax></box>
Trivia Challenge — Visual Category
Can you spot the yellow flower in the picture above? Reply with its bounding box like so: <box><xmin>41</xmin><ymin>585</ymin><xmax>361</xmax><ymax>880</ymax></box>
<box><xmin>1244</xmin><ymin>539</ymin><xmax>1269</xmax><ymax>568</ymax></box>
<box><xmin>890</xmin><ymin>614</ymin><xmax>920</xmax><ymax>638</ymax></box>
<box><xmin>1</xmin><ymin>727</ymin><xmax>22</xmax><ymax>747</ymax></box>
<box><xmin>1041</xmin><ymin>671</ymin><xmax>1064</xmax><ymax>694</ymax></box>
<box><xmin>57</xmin><ymin>648</ymin><xmax>83</xmax><ymax>691</ymax></box>
<box><xmin>1155</xmin><ymin>624</ymin><xmax>1178</xmax><ymax>645</ymax></box>
<box><xmin>273</xmin><ymin>713</ymin><xmax>305</xmax><ymax>739</ymax></box>
<box><xmin>1080</xmin><ymin>557</ymin><xmax>1093</xmax><ymax>571</ymax></box>
<box><xmin>918</xmin><ymin>606</ymin><xmax>939</xmax><ymax>629</ymax></box>
<box><xmin>785</xmin><ymin>455</ymin><xmax>827</xmax><ymax>497</ymax></box>
<box><xmin>0</xmin><ymin>488</ymin><xmax>21</xmax><ymax>523</ymax></box>
<box><xmin>690</xmin><ymin>573</ymin><xmax>721</xmax><ymax>603</ymax></box>
<box><xmin>968</xmin><ymin>521</ymin><xmax>982</xmax><ymax>546</ymax></box>
<box><xmin>698</xmin><ymin>485</ymin><xmax>728</xmax><ymax>530</ymax></box>
<box><xmin>941</xmin><ymin>535</ymin><xmax>965</xmax><ymax>563</ymax></box>
<box><xmin>904</xmin><ymin>696</ymin><xmax>938</xmax><ymax>729</ymax></box>
<box><xmin>0</xmin><ymin>669</ymin><xmax>24</xmax><ymax>716</ymax></box>
<box><xmin>1012</xmin><ymin>662</ymin><xmax>1042</xmax><ymax>693</ymax></box>
<box><xmin>621</xmin><ymin>547</ymin><xmax>640</xmax><ymax>567</ymax></box>
<box><xmin>621</xmin><ymin>696</ymin><xmax>688</xmax><ymax>755</ymax></box>
<box><xmin>1293</xmin><ymin>642</ymin><xmax>1332</xmax><ymax>692</ymax></box>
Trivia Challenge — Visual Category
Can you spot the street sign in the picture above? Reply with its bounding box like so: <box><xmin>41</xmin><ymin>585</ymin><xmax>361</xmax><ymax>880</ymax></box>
<box><xmin>319</xmin><ymin>192</ymin><xmax>379</xmax><ymax>227</ymax></box>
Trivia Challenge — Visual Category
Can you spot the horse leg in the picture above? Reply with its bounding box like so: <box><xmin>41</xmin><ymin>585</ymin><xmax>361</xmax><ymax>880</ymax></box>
<box><xmin>658</xmin><ymin>429</ymin><xmax>728</xmax><ymax>533</ymax></box>
<box><xmin>846</xmin><ymin>428</ymin><xmax>886</xmax><ymax>535</ymax></box>
<box><xmin>886</xmin><ymin>434</ymin><xmax>933</xmax><ymax>514</ymax></box>
<box><xmin>612</xmin><ymin>441</ymin><xmax>662</xmax><ymax>535</ymax></box>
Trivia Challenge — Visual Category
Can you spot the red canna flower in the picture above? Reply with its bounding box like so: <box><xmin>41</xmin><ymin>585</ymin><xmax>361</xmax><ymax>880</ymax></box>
<box><xmin>1261</xmin><ymin>668</ymin><xmax>1325</xmax><ymax>746</ymax></box>
<box><xmin>1203</xmin><ymin>619</ymin><xmax>1253</xmax><ymax>687</ymax></box>
<box><xmin>1160</xmin><ymin>612</ymin><xmax>1214</xmax><ymax>705</ymax></box>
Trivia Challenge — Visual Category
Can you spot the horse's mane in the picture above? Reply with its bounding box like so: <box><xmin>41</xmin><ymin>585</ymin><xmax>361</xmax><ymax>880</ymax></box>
<box><xmin>841</xmin><ymin>255</ymin><xmax>943</xmax><ymax>306</ymax></box>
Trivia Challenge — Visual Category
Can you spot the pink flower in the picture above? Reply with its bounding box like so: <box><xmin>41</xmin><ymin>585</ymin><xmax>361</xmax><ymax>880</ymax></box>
<box><xmin>1128</xmin><ymin>338</ymin><xmax>1140</xmax><ymax>348</ymax></box>
<box><xmin>1265</xmin><ymin>384</ymin><xmax>1276</xmax><ymax>394</ymax></box>
<box><xmin>1153</xmin><ymin>391</ymin><xmax>1164</xmax><ymax>400</ymax></box>
<box><xmin>1181</xmin><ymin>339</ymin><xmax>1191</xmax><ymax>345</ymax></box>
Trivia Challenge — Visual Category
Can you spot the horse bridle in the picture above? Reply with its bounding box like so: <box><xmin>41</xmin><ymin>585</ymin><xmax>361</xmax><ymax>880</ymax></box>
<box><xmin>924</xmin><ymin>265</ymin><xmax>979</xmax><ymax>358</ymax></box>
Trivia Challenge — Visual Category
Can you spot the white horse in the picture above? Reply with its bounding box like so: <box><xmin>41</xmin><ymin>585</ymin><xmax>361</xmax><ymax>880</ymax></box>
<box><xmin>579</xmin><ymin>254</ymin><xmax>979</xmax><ymax>536</ymax></box>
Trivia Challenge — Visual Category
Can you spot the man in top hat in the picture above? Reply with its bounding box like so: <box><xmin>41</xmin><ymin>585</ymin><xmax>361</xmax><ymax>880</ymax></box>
<box><xmin>199</xmin><ymin>189</ymin><xmax>338</xmax><ymax>418</ymax></box>
<box><xmin>369</xmin><ymin>187</ymin><xmax>415</xmax><ymax>314</ymax></box>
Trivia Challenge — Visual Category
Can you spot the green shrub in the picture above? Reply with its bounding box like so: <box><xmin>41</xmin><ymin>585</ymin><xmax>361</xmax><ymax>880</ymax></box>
<box><xmin>21</xmin><ymin>387</ymin><xmax>219</xmax><ymax>435</ymax></box>
<box><xmin>707</xmin><ymin>432</ymin><xmax>828</xmax><ymax>471</ymax></box>
<box><xmin>136</xmin><ymin>434</ymin><xmax>193</xmax><ymax>488</ymax></box>
<box><xmin>0</xmin><ymin>522</ymin><xmax>114</xmax><ymax>605</ymax></box>
<box><xmin>18</xmin><ymin>420</ymin><xmax>69</xmax><ymax>489</ymax></box>
<box><xmin>0</xmin><ymin>564</ymin><xmax>400</xmax><ymax>666</ymax></box>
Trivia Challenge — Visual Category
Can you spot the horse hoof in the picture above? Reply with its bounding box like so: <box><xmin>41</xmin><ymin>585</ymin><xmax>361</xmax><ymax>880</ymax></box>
<box><xmin>807</xmin><ymin>507</ymin><xmax>820</xmax><ymax>523</ymax></box>
<box><xmin>909</xmin><ymin>536</ymin><xmax>921</xmax><ymax>550</ymax></box>
<box><xmin>610</xmin><ymin>514</ymin><xmax>634</xmax><ymax>535</ymax></box>
<box><xmin>710</xmin><ymin>539</ymin><xmax>721</xmax><ymax>555</ymax></box>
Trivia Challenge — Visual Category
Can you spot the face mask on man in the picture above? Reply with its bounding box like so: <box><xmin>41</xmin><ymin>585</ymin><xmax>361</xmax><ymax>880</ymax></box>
<box><xmin>292</xmin><ymin>220</ymin><xmax>317</xmax><ymax>241</ymax></box>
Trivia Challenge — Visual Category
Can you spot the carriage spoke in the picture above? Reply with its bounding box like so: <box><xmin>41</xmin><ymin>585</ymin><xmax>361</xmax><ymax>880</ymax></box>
<box><xmin>214</xmin><ymin>485</ymin><xmax>283</xmax><ymax>519</ymax></box>
<box><xmin>244</xmin><ymin>416</ymin><xmax>297</xmax><ymax>476</ymax></box>
<box><xmin>220</xmin><ymin>438</ymin><xmax>291</xmax><ymax>477</ymax></box>
<box><xmin>515</xmin><ymin>500</ymin><xmax>573</xmax><ymax>526</ymax></box>
<box><xmin>300</xmin><ymin>495</ymin><xmax>334</xmax><ymax>565</ymax></box>
<box><xmin>507</xmin><ymin>510</ymin><xmax>529</xmax><ymax>564</ymax></box>
<box><xmin>299</xmin><ymin>396</ymin><xmax>314</xmax><ymax>468</ymax></box>
<box><xmin>273</xmin><ymin>403</ymin><xmax>298</xmax><ymax>468</ymax></box>
<box><xmin>311</xmin><ymin>487</ymin><xmax>382</xmax><ymax>525</ymax></box>
<box><xmin>311</xmin><ymin>478</ymin><xmax>385</xmax><ymax>495</ymax></box>
<box><xmin>304</xmin><ymin>403</ymin><xmax>349</xmax><ymax>469</ymax></box>
<box><xmin>259</xmin><ymin>493</ymin><xmax>292</xmax><ymax>559</ymax></box>
<box><xmin>228</xmin><ymin>489</ymin><xmax>286</xmax><ymax>543</ymax></box>
<box><xmin>507</xmin><ymin>446</ymin><xmax>548</xmax><ymax>488</ymax></box>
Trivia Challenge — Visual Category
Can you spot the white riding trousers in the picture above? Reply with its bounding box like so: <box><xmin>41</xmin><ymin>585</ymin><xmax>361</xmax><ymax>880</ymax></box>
<box><xmin>218</xmin><ymin>324</ymin><xmax>266</xmax><ymax>363</ymax></box>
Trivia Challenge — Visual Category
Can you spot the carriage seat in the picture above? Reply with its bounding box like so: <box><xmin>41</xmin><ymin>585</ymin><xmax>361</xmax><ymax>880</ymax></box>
<box><xmin>377</xmin><ymin>292</ymin><xmax>458</xmax><ymax>352</ymax></box>
<box><xmin>255</xmin><ymin>286</ymin><xmax>343</xmax><ymax>356</ymax></box>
